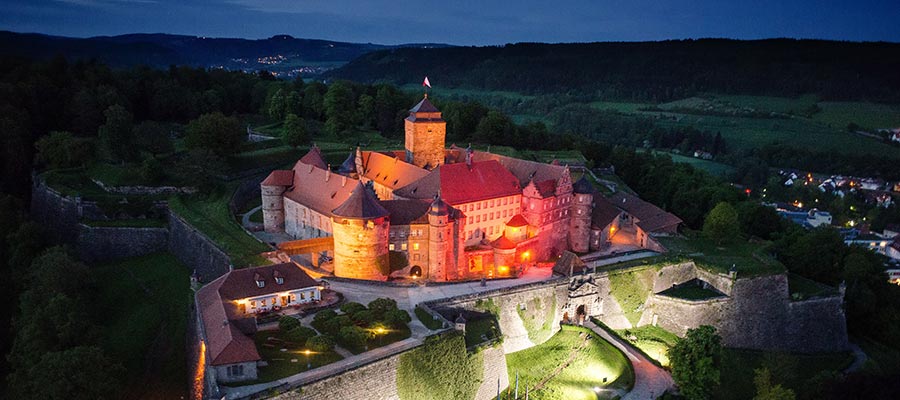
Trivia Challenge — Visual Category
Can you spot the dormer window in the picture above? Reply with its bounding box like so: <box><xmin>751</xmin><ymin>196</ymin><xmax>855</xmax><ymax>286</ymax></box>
<box><xmin>254</xmin><ymin>273</ymin><xmax>265</xmax><ymax>288</ymax></box>
<box><xmin>274</xmin><ymin>270</ymin><xmax>284</xmax><ymax>285</ymax></box>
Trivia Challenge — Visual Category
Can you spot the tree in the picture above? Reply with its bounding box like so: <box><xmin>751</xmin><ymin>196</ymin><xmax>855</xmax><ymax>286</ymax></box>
<box><xmin>736</xmin><ymin>202</ymin><xmax>784</xmax><ymax>240</ymax></box>
<box><xmin>306</xmin><ymin>335</ymin><xmax>334</xmax><ymax>352</ymax></box>
<box><xmin>12</xmin><ymin>346</ymin><xmax>124</xmax><ymax>400</ymax></box>
<box><xmin>284</xmin><ymin>326</ymin><xmax>317</xmax><ymax>344</ymax></box>
<box><xmin>133</xmin><ymin>121</ymin><xmax>174</xmax><ymax>157</ymax></box>
<box><xmin>98</xmin><ymin>104</ymin><xmax>137</xmax><ymax>162</ymax></box>
<box><xmin>753</xmin><ymin>368</ymin><xmax>796</xmax><ymax>400</ymax></box>
<box><xmin>338</xmin><ymin>325</ymin><xmax>368</xmax><ymax>349</ymax></box>
<box><xmin>323</xmin><ymin>81</ymin><xmax>356</xmax><ymax>136</ymax></box>
<box><xmin>703</xmin><ymin>202</ymin><xmax>740</xmax><ymax>244</ymax></box>
<box><xmin>473</xmin><ymin>110</ymin><xmax>513</xmax><ymax>144</ymax></box>
<box><xmin>340</xmin><ymin>302</ymin><xmax>367</xmax><ymax>315</ymax></box>
<box><xmin>140</xmin><ymin>157</ymin><xmax>164</xmax><ymax>184</ymax></box>
<box><xmin>184</xmin><ymin>112</ymin><xmax>243</xmax><ymax>157</ymax></box>
<box><xmin>351</xmin><ymin>309</ymin><xmax>377</xmax><ymax>326</ymax></box>
<box><xmin>282</xmin><ymin>113</ymin><xmax>308</xmax><ymax>148</ymax></box>
<box><xmin>368</xmin><ymin>298</ymin><xmax>399</xmax><ymax>319</ymax></box>
<box><xmin>385</xmin><ymin>308</ymin><xmax>412</xmax><ymax>328</ymax></box>
<box><xmin>34</xmin><ymin>131</ymin><xmax>95</xmax><ymax>169</ymax></box>
<box><xmin>669</xmin><ymin>325</ymin><xmax>723</xmax><ymax>400</ymax></box>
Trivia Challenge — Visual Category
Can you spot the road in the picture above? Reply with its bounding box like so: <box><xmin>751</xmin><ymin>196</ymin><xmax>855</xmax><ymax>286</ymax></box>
<box><xmin>584</xmin><ymin>320</ymin><xmax>675</xmax><ymax>400</ymax></box>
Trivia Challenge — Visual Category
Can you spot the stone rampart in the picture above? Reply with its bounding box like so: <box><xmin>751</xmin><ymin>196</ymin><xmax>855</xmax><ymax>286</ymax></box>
<box><xmin>167</xmin><ymin>211</ymin><xmax>232</xmax><ymax>282</ymax></box>
<box><xmin>76</xmin><ymin>224</ymin><xmax>169</xmax><ymax>263</ymax></box>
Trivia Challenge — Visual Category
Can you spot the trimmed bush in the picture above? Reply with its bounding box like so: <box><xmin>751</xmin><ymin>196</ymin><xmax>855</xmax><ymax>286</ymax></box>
<box><xmin>385</xmin><ymin>309</ymin><xmax>412</xmax><ymax>327</ymax></box>
<box><xmin>284</xmin><ymin>326</ymin><xmax>317</xmax><ymax>344</ymax></box>
<box><xmin>306</xmin><ymin>335</ymin><xmax>335</xmax><ymax>352</ymax></box>
<box><xmin>415</xmin><ymin>306</ymin><xmax>444</xmax><ymax>330</ymax></box>
<box><xmin>340</xmin><ymin>302</ymin><xmax>367</xmax><ymax>315</ymax></box>
<box><xmin>338</xmin><ymin>326</ymin><xmax>368</xmax><ymax>349</ymax></box>
<box><xmin>368</xmin><ymin>297</ymin><xmax>399</xmax><ymax>318</ymax></box>
<box><xmin>278</xmin><ymin>316</ymin><xmax>301</xmax><ymax>331</ymax></box>
<box><xmin>352</xmin><ymin>309</ymin><xmax>377</xmax><ymax>326</ymax></box>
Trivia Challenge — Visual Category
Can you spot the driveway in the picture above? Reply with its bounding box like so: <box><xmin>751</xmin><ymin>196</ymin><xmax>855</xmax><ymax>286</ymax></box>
<box><xmin>584</xmin><ymin>320</ymin><xmax>675</xmax><ymax>400</ymax></box>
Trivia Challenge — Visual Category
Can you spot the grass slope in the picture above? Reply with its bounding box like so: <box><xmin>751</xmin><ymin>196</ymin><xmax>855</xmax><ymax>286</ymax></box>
<box><xmin>397</xmin><ymin>332</ymin><xmax>483</xmax><ymax>400</ymax></box>
<box><xmin>607</xmin><ymin>268</ymin><xmax>656</xmax><ymax>326</ymax></box>
<box><xmin>615</xmin><ymin>325</ymin><xmax>679</xmax><ymax>367</ymax></box>
<box><xmin>94</xmin><ymin>253</ymin><xmax>192</xmax><ymax>400</ymax></box>
<box><xmin>506</xmin><ymin>325</ymin><xmax>634</xmax><ymax>400</ymax></box>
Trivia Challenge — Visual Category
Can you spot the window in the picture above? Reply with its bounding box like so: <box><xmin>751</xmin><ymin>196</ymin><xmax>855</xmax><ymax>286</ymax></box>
<box><xmin>477</xmin><ymin>203</ymin><xmax>481</xmax><ymax>210</ymax></box>
<box><xmin>250</xmin><ymin>301</ymin><xmax>256</xmax><ymax>308</ymax></box>
<box><xmin>256</xmin><ymin>280</ymin><xmax>265</xmax><ymax>288</ymax></box>
<box><xmin>490</xmin><ymin>200</ymin><xmax>494</xmax><ymax>207</ymax></box>
<box><xmin>413</xmin><ymin>243</ymin><xmax>420</xmax><ymax>250</ymax></box>
<box><xmin>275</xmin><ymin>276</ymin><xmax>284</xmax><ymax>285</ymax></box>
<box><xmin>468</xmin><ymin>217</ymin><xmax>473</xmax><ymax>224</ymax></box>
<box><xmin>401</xmin><ymin>243</ymin><xmax>408</xmax><ymax>251</ymax></box>
<box><xmin>414</xmin><ymin>254</ymin><xmax>420</xmax><ymax>261</ymax></box>
<box><xmin>476</xmin><ymin>215</ymin><xmax>481</xmax><ymax>223</ymax></box>
<box><xmin>390</xmin><ymin>232</ymin><xmax>395</xmax><ymax>239</ymax></box>
<box><xmin>482</xmin><ymin>201</ymin><xmax>487</xmax><ymax>208</ymax></box>
<box><xmin>389</xmin><ymin>243</ymin><xmax>395</xmax><ymax>251</ymax></box>
<box><xmin>228</xmin><ymin>365</ymin><xmax>244</xmax><ymax>376</ymax></box>
<box><xmin>503</xmin><ymin>198</ymin><xmax>508</xmax><ymax>205</ymax></box>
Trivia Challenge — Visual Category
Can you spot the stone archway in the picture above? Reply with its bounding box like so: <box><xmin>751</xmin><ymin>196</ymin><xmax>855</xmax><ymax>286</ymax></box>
<box><xmin>575</xmin><ymin>304</ymin><xmax>586</xmax><ymax>325</ymax></box>
<box><xmin>409</xmin><ymin>265</ymin><xmax>423</xmax><ymax>278</ymax></box>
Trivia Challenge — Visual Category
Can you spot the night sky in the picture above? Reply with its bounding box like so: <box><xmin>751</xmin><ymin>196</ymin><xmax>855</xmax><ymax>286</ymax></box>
<box><xmin>2</xmin><ymin>0</ymin><xmax>899</xmax><ymax>45</ymax></box>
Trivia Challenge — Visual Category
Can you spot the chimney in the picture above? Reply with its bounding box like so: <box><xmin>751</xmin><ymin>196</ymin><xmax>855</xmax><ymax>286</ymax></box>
<box><xmin>465</xmin><ymin>144</ymin><xmax>473</xmax><ymax>168</ymax></box>
<box><xmin>325</xmin><ymin>165</ymin><xmax>331</xmax><ymax>182</ymax></box>
<box><xmin>341</xmin><ymin>175</ymin><xmax>347</xmax><ymax>187</ymax></box>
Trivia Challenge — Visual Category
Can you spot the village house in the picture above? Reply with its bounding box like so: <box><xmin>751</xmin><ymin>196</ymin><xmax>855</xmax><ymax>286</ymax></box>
<box><xmin>196</xmin><ymin>263</ymin><xmax>322</xmax><ymax>384</ymax></box>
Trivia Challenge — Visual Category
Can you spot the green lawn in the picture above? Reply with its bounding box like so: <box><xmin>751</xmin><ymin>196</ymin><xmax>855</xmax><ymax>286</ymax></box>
<box><xmin>813</xmin><ymin>101</ymin><xmax>900</xmax><ymax>130</ymax></box>
<box><xmin>787</xmin><ymin>273</ymin><xmax>838</xmax><ymax>300</ymax></box>
<box><xmin>415</xmin><ymin>306</ymin><xmax>445</xmax><ymax>330</ymax></box>
<box><xmin>505</xmin><ymin>325</ymin><xmax>634</xmax><ymax>400</ymax></box>
<box><xmin>589</xmin><ymin>101</ymin><xmax>651</xmax><ymax>113</ymax></box>
<box><xmin>653</xmin><ymin>151</ymin><xmax>737</xmax><ymax>177</ymax></box>
<box><xmin>710</xmin><ymin>94</ymin><xmax>820</xmax><ymax>115</ymax></box>
<box><xmin>168</xmin><ymin>189</ymin><xmax>271</xmax><ymax>268</ymax></box>
<box><xmin>656</xmin><ymin>235</ymin><xmax>785</xmax><ymax>277</ymax></box>
<box><xmin>657</xmin><ymin>284</ymin><xmax>724</xmax><ymax>300</ymax></box>
<box><xmin>615</xmin><ymin>325</ymin><xmax>679</xmax><ymax>367</ymax></box>
<box><xmin>714</xmin><ymin>348</ymin><xmax>854</xmax><ymax>400</ymax></box>
<box><xmin>94</xmin><ymin>253</ymin><xmax>192</xmax><ymax>399</ymax></box>
<box><xmin>342</xmin><ymin>325</ymin><xmax>412</xmax><ymax>355</ymax></box>
<box><xmin>607</xmin><ymin>267</ymin><xmax>657</xmax><ymax>326</ymax></box>
<box><xmin>464</xmin><ymin>317</ymin><xmax>501</xmax><ymax>348</ymax></box>
<box><xmin>249</xmin><ymin>329</ymin><xmax>343</xmax><ymax>384</ymax></box>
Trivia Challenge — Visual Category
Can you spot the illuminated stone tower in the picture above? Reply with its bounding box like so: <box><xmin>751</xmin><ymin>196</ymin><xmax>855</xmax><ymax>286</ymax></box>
<box><xmin>568</xmin><ymin>176</ymin><xmax>595</xmax><ymax>253</ymax></box>
<box><xmin>331</xmin><ymin>182</ymin><xmax>391</xmax><ymax>281</ymax></box>
<box><xmin>427</xmin><ymin>194</ymin><xmax>456</xmax><ymax>281</ymax></box>
<box><xmin>405</xmin><ymin>95</ymin><xmax>446</xmax><ymax>169</ymax></box>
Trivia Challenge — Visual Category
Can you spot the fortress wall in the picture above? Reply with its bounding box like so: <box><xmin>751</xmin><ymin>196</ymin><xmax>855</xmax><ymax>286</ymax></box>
<box><xmin>783</xmin><ymin>296</ymin><xmax>849</xmax><ymax>353</ymax></box>
<box><xmin>76</xmin><ymin>224</ymin><xmax>168</xmax><ymax>263</ymax></box>
<box><xmin>168</xmin><ymin>211</ymin><xmax>231</xmax><ymax>282</ymax></box>
<box><xmin>641</xmin><ymin>295</ymin><xmax>731</xmax><ymax>336</ymax></box>
<box><xmin>31</xmin><ymin>179</ymin><xmax>82</xmax><ymax>243</ymax></box>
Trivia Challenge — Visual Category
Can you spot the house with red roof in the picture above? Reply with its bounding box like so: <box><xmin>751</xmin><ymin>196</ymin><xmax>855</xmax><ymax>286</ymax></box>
<box><xmin>196</xmin><ymin>263</ymin><xmax>321</xmax><ymax>384</ymax></box>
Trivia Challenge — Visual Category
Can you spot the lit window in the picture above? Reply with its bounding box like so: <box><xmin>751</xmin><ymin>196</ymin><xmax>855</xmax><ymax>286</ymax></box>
<box><xmin>413</xmin><ymin>243</ymin><xmax>420</xmax><ymax>250</ymax></box>
<box><xmin>401</xmin><ymin>243</ymin><xmax>408</xmax><ymax>250</ymax></box>
<box><xmin>389</xmin><ymin>243</ymin><xmax>395</xmax><ymax>251</ymax></box>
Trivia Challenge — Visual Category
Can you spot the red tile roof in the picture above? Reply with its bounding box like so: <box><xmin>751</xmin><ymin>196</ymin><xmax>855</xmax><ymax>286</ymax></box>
<box><xmin>393</xmin><ymin>160</ymin><xmax>521</xmax><ymax>205</ymax></box>
<box><xmin>358</xmin><ymin>151</ymin><xmax>429</xmax><ymax>190</ymax></box>
<box><xmin>261</xmin><ymin>169</ymin><xmax>294</xmax><ymax>187</ymax></box>
<box><xmin>332</xmin><ymin>182</ymin><xmax>390</xmax><ymax>219</ymax></box>
<box><xmin>299</xmin><ymin>144</ymin><xmax>328</xmax><ymax>170</ymax></box>
<box><xmin>197</xmin><ymin>263</ymin><xmax>320</xmax><ymax>366</ymax></box>
<box><xmin>492</xmin><ymin>233</ymin><xmax>518</xmax><ymax>249</ymax></box>
<box><xmin>471</xmin><ymin>151</ymin><xmax>568</xmax><ymax>187</ymax></box>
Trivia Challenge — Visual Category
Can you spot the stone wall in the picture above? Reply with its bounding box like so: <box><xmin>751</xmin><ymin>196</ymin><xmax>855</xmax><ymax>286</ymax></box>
<box><xmin>31</xmin><ymin>179</ymin><xmax>82</xmax><ymax>243</ymax></box>
<box><xmin>168</xmin><ymin>211</ymin><xmax>232</xmax><ymax>282</ymax></box>
<box><xmin>76</xmin><ymin>224</ymin><xmax>169</xmax><ymax>263</ymax></box>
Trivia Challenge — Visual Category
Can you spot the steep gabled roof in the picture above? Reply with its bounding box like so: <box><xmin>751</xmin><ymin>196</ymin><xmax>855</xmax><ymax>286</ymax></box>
<box><xmin>284</xmin><ymin>162</ymin><xmax>357</xmax><ymax>216</ymax></box>
<box><xmin>410</xmin><ymin>97</ymin><xmax>440</xmax><ymax>113</ymax></box>
<box><xmin>506</xmin><ymin>214</ymin><xmax>530</xmax><ymax>227</ymax></box>
<box><xmin>332</xmin><ymin>182</ymin><xmax>390</xmax><ymax>219</ymax></box>
<box><xmin>471</xmin><ymin>151</ymin><xmax>568</xmax><ymax>187</ymax></box>
<box><xmin>337</xmin><ymin>151</ymin><xmax>357</xmax><ymax>174</ymax></box>
<box><xmin>357</xmin><ymin>150</ymin><xmax>429</xmax><ymax>190</ymax></box>
<box><xmin>552</xmin><ymin>251</ymin><xmax>587</xmax><ymax>276</ymax></box>
<box><xmin>393</xmin><ymin>160</ymin><xmax>521</xmax><ymax>205</ymax></box>
<box><xmin>299</xmin><ymin>144</ymin><xmax>328</xmax><ymax>170</ymax></box>
<box><xmin>492</xmin><ymin>233</ymin><xmax>518</xmax><ymax>250</ymax></box>
<box><xmin>196</xmin><ymin>277</ymin><xmax>261</xmax><ymax>366</ymax></box>
<box><xmin>261</xmin><ymin>170</ymin><xmax>294</xmax><ymax>186</ymax></box>
<box><xmin>217</xmin><ymin>263</ymin><xmax>319</xmax><ymax>300</ymax></box>
<box><xmin>591</xmin><ymin>193</ymin><xmax>621</xmax><ymax>229</ymax></box>
<box><xmin>608</xmin><ymin>191</ymin><xmax>683</xmax><ymax>233</ymax></box>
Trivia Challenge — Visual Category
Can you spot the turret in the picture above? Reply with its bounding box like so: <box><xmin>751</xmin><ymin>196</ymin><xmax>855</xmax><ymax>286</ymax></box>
<box><xmin>331</xmin><ymin>182</ymin><xmax>391</xmax><ymax>281</ymax></box>
<box><xmin>427</xmin><ymin>193</ymin><xmax>455</xmax><ymax>281</ymax></box>
<box><xmin>404</xmin><ymin>95</ymin><xmax>446</xmax><ymax>170</ymax></box>
<box><xmin>568</xmin><ymin>175</ymin><xmax>594</xmax><ymax>253</ymax></box>
<box><xmin>260</xmin><ymin>170</ymin><xmax>293</xmax><ymax>233</ymax></box>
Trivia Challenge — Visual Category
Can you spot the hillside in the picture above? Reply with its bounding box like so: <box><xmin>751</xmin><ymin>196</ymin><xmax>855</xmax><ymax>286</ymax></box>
<box><xmin>328</xmin><ymin>39</ymin><xmax>900</xmax><ymax>103</ymax></box>
<box><xmin>0</xmin><ymin>31</ymin><xmax>448</xmax><ymax>77</ymax></box>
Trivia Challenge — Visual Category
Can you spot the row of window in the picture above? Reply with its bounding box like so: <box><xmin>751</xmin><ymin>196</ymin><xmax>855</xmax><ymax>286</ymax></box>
<box><xmin>390</xmin><ymin>229</ymin><xmax>424</xmax><ymax>239</ymax></box>
<box><xmin>389</xmin><ymin>242</ymin><xmax>421</xmax><ymax>251</ymax></box>
<box><xmin>467</xmin><ymin>208</ymin><xmax>519</xmax><ymax>225</ymax></box>
<box><xmin>458</xmin><ymin>196</ymin><xmax>520</xmax><ymax>213</ymax></box>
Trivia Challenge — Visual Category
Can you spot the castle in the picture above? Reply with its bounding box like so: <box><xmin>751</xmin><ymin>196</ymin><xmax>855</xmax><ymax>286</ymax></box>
<box><xmin>261</xmin><ymin>96</ymin><xmax>680</xmax><ymax>281</ymax></box>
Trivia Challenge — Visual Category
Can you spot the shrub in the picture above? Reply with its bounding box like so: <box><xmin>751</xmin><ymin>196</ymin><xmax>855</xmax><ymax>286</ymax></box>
<box><xmin>351</xmin><ymin>310</ymin><xmax>377</xmax><ymax>327</ymax></box>
<box><xmin>284</xmin><ymin>326</ymin><xmax>317</xmax><ymax>344</ymax></box>
<box><xmin>338</xmin><ymin>326</ymin><xmax>368</xmax><ymax>349</ymax></box>
<box><xmin>415</xmin><ymin>306</ymin><xmax>444</xmax><ymax>330</ymax></box>
<box><xmin>385</xmin><ymin>309</ymin><xmax>412</xmax><ymax>328</ymax></box>
<box><xmin>340</xmin><ymin>302</ymin><xmax>366</xmax><ymax>315</ymax></box>
<box><xmin>368</xmin><ymin>298</ymin><xmax>399</xmax><ymax>318</ymax></box>
<box><xmin>278</xmin><ymin>316</ymin><xmax>301</xmax><ymax>331</ymax></box>
<box><xmin>319</xmin><ymin>315</ymin><xmax>352</xmax><ymax>336</ymax></box>
<box><xmin>306</xmin><ymin>335</ymin><xmax>335</xmax><ymax>352</ymax></box>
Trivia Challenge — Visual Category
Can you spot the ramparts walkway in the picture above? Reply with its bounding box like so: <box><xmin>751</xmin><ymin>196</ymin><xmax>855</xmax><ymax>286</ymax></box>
<box><xmin>584</xmin><ymin>320</ymin><xmax>675</xmax><ymax>400</ymax></box>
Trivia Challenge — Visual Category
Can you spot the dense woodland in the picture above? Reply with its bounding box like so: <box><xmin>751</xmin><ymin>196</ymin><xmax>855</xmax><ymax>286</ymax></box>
<box><xmin>1</xmin><ymin>56</ymin><xmax>900</xmax><ymax>398</ymax></box>
<box><xmin>330</xmin><ymin>39</ymin><xmax>900</xmax><ymax>103</ymax></box>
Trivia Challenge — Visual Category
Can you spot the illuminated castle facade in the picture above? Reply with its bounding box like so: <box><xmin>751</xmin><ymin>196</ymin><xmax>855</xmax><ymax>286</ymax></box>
<box><xmin>261</xmin><ymin>96</ymin><xmax>665</xmax><ymax>281</ymax></box>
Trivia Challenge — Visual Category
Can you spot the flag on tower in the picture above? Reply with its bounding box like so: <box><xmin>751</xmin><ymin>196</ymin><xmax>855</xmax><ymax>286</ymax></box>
<box><xmin>423</xmin><ymin>76</ymin><xmax>431</xmax><ymax>88</ymax></box>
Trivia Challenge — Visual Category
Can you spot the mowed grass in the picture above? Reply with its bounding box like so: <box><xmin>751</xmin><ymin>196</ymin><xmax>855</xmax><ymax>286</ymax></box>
<box><xmin>589</xmin><ymin>101</ymin><xmax>651</xmax><ymax>113</ymax></box>
<box><xmin>506</xmin><ymin>325</ymin><xmax>634</xmax><ymax>400</ymax></box>
<box><xmin>94</xmin><ymin>253</ymin><xmax>192</xmax><ymax>400</ymax></box>
<box><xmin>714</xmin><ymin>348</ymin><xmax>853</xmax><ymax>400</ymax></box>
<box><xmin>615</xmin><ymin>325</ymin><xmax>679</xmax><ymax>367</ymax></box>
<box><xmin>656</xmin><ymin>235</ymin><xmax>785</xmax><ymax>277</ymax></box>
<box><xmin>248</xmin><ymin>329</ymin><xmax>343</xmax><ymax>384</ymax></box>
<box><xmin>654</xmin><ymin>151</ymin><xmax>736</xmax><ymax>177</ymax></box>
<box><xmin>813</xmin><ymin>101</ymin><xmax>900</xmax><ymax>129</ymax></box>
<box><xmin>711</xmin><ymin>94</ymin><xmax>819</xmax><ymax>115</ymax></box>
<box><xmin>168</xmin><ymin>188</ymin><xmax>271</xmax><ymax>268</ymax></box>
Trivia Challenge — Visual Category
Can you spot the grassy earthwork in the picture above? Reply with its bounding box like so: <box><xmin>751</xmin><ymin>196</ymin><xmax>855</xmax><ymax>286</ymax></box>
<box><xmin>614</xmin><ymin>325</ymin><xmax>679</xmax><ymax>367</ymax></box>
<box><xmin>505</xmin><ymin>325</ymin><xmax>634</xmax><ymax>400</ymax></box>
<box><xmin>94</xmin><ymin>252</ymin><xmax>192</xmax><ymax>399</ymax></box>
<box><xmin>655</xmin><ymin>234</ymin><xmax>785</xmax><ymax>277</ymax></box>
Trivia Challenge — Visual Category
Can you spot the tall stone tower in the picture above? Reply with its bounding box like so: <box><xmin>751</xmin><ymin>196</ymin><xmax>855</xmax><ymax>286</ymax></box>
<box><xmin>405</xmin><ymin>95</ymin><xmax>446</xmax><ymax>169</ymax></box>
<box><xmin>568</xmin><ymin>176</ymin><xmax>595</xmax><ymax>253</ymax></box>
<box><xmin>260</xmin><ymin>170</ymin><xmax>293</xmax><ymax>233</ymax></box>
<box><xmin>331</xmin><ymin>182</ymin><xmax>391</xmax><ymax>281</ymax></box>
<box><xmin>427</xmin><ymin>194</ymin><xmax>455</xmax><ymax>281</ymax></box>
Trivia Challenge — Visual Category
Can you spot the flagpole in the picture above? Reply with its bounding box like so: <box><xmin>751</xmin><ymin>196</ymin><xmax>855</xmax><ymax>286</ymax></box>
<box><xmin>496</xmin><ymin>377</ymin><xmax>500</xmax><ymax>400</ymax></box>
<box><xmin>515</xmin><ymin>371</ymin><xmax>519</xmax><ymax>399</ymax></box>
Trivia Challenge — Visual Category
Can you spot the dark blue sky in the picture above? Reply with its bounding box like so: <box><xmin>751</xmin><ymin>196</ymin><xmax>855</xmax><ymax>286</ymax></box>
<box><xmin>3</xmin><ymin>0</ymin><xmax>899</xmax><ymax>45</ymax></box>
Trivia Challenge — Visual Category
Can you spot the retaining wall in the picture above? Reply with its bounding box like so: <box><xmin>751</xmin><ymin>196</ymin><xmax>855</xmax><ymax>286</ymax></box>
<box><xmin>167</xmin><ymin>211</ymin><xmax>232</xmax><ymax>282</ymax></box>
<box><xmin>76</xmin><ymin>224</ymin><xmax>169</xmax><ymax>263</ymax></box>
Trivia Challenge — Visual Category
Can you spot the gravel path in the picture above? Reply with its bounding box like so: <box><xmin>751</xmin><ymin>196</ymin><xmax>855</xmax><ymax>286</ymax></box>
<box><xmin>584</xmin><ymin>320</ymin><xmax>674</xmax><ymax>400</ymax></box>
